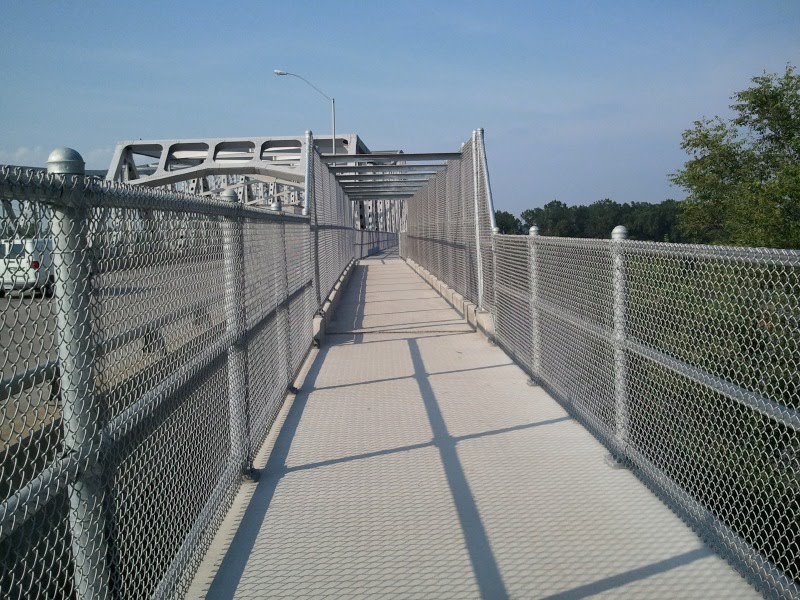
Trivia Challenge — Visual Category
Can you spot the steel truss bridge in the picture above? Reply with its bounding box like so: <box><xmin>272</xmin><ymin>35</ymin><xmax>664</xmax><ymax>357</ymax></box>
<box><xmin>0</xmin><ymin>129</ymin><xmax>798</xmax><ymax>599</ymax></box>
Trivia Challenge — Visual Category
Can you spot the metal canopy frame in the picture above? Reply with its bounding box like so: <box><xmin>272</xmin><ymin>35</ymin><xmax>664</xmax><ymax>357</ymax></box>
<box><xmin>322</xmin><ymin>151</ymin><xmax>459</xmax><ymax>201</ymax></box>
<box><xmin>106</xmin><ymin>133</ymin><xmax>463</xmax><ymax>203</ymax></box>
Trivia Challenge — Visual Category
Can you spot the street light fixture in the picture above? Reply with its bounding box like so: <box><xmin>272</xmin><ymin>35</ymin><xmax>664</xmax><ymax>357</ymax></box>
<box><xmin>273</xmin><ymin>69</ymin><xmax>336</xmax><ymax>155</ymax></box>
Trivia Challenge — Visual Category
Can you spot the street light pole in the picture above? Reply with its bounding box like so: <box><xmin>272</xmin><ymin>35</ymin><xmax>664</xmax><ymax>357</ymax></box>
<box><xmin>274</xmin><ymin>69</ymin><xmax>336</xmax><ymax>155</ymax></box>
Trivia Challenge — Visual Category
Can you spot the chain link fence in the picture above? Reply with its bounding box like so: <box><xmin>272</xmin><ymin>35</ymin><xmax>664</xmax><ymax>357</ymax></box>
<box><xmin>309</xmin><ymin>145</ymin><xmax>355</xmax><ymax>306</ymax></box>
<box><xmin>400</xmin><ymin>131</ymin><xmax>495</xmax><ymax>310</ymax></box>
<box><xmin>399</xmin><ymin>130</ymin><xmax>798</xmax><ymax>598</ymax></box>
<box><xmin>488</xmin><ymin>230</ymin><xmax>800</xmax><ymax>599</ymax></box>
<box><xmin>354</xmin><ymin>230</ymin><xmax>398</xmax><ymax>259</ymax></box>
<box><xmin>0</xmin><ymin>138</ymin><xmax>352</xmax><ymax>598</ymax></box>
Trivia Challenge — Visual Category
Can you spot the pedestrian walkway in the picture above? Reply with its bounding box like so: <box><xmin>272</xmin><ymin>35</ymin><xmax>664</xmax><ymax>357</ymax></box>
<box><xmin>189</xmin><ymin>251</ymin><xmax>756</xmax><ymax>599</ymax></box>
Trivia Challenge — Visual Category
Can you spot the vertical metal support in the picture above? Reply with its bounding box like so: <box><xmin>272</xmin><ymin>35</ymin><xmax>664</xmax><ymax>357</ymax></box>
<box><xmin>47</xmin><ymin>148</ymin><xmax>111</xmax><ymax>600</ymax></box>
<box><xmin>331</xmin><ymin>98</ymin><xmax>336</xmax><ymax>155</ymax></box>
<box><xmin>280</xmin><ymin>216</ymin><xmax>295</xmax><ymax>389</ymax></box>
<box><xmin>476</xmin><ymin>128</ymin><xmax>497</xmax><ymax>231</ymax></box>
<box><xmin>471</xmin><ymin>131</ymin><xmax>485</xmax><ymax>310</ymax></box>
<box><xmin>528</xmin><ymin>226</ymin><xmax>541</xmax><ymax>381</ymax></box>
<box><xmin>611</xmin><ymin>225</ymin><xmax>630</xmax><ymax>458</ymax></box>
<box><xmin>304</xmin><ymin>131</ymin><xmax>322</xmax><ymax>308</ymax></box>
<box><xmin>221</xmin><ymin>189</ymin><xmax>251</xmax><ymax>475</ymax></box>
<box><xmin>488</xmin><ymin>225</ymin><xmax>499</xmax><ymax>345</ymax></box>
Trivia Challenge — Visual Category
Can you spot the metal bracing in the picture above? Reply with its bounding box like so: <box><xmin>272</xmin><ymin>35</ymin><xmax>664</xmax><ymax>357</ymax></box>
<box><xmin>328</xmin><ymin>164</ymin><xmax>447</xmax><ymax>173</ymax></box>
<box><xmin>322</xmin><ymin>152</ymin><xmax>461</xmax><ymax>164</ymax></box>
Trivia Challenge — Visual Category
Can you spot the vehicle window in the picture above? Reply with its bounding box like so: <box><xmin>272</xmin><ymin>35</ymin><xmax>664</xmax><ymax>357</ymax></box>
<box><xmin>6</xmin><ymin>243</ymin><xmax>26</xmax><ymax>259</ymax></box>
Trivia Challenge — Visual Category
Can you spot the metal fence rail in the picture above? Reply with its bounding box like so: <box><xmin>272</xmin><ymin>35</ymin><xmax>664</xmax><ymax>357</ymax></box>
<box><xmin>0</xmin><ymin>141</ymin><xmax>351</xmax><ymax>598</ymax></box>
<box><xmin>487</xmin><ymin>229</ymin><xmax>800</xmax><ymax>599</ymax></box>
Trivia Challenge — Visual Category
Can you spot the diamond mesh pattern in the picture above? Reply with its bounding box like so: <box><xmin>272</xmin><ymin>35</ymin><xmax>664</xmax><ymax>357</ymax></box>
<box><xmin>354</xmin><ymin>230</ymin><xmax>398</xmax><ymax>258</ymax></box>
<box><xmin>0</xmin><ymin>163</ymin><xmax>330</xmax><ymax>599</ymax></box>
<box><xmin>404</xmin><ymin>132</ymin><xmax>799</xmax><ymax>597</ymax></box>
<box><xmin>310</xmin><ymin>148</ymin><xmax>355</xmax><ymax>304</ymax></box>
<box><xmin>401</xmin><ymin>135</ymin><xmax>490</xmax><ymax>308</ymax></box>
<box><xmin>485</xmin><ymin>232</ymin><xmax>800</xmax><ymax>598</ymax></box>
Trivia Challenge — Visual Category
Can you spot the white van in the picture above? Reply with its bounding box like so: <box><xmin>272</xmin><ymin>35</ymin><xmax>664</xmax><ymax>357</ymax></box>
<box><xmin>0</xmin><ymin>238</ymin><xmax>55</xmax><ymax>297</ymax></box>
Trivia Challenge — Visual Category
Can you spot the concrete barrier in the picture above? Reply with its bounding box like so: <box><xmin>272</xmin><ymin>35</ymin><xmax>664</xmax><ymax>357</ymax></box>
<box><xmin>313</xmin><ymin>259</ymin><xmax>356</xmax><ymax>345</ymax></box>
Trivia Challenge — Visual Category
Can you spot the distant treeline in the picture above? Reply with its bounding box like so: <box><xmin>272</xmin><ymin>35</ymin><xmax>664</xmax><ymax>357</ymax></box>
<box><xmin>495</xmin><ymin>198</ymin><xmax>686</xmax><ymax>242</ymax></box>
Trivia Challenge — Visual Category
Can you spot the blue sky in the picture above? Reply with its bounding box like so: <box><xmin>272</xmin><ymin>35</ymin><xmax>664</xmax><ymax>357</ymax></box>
<box><xmin>1</xmin><ymin>1</ymin><xmax>798</xmax><ymax>214</ymax></box>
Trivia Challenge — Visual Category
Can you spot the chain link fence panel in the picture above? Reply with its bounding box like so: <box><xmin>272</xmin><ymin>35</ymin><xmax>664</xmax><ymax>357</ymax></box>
<box><xmin>310</xmin><ymin>147</ymin><xmax>355</xmax><ymax>306</ymax></box>
<box><xmin>401</xmin><ymin>133</ymin><xmax>492</xmax><ymax>308</ymax></box>
<box><xmin>0</xmin><ymin>162</ymin><xmax>326</xmax><ymax>599</ymax></box>
<box><xmin>488</xmin><ymin>231</ymin><xmax>800</xmax><ymax>599</ymax></box>
<box><xmin>354</xmin><ymin>230</ymin><xmax>398</xmax><ymax>259</ymax></box>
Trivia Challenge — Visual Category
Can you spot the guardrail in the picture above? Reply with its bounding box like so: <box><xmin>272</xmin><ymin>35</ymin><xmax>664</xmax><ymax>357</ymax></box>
<box><xmin>401</xmin><ymin>135</ymin><xmax>800</xmax><ymax>597</ymax></box>
<box><xmin>0</xmin><ymin>139</ymin><xmax>354</xmax><ymax>598</ymax></box>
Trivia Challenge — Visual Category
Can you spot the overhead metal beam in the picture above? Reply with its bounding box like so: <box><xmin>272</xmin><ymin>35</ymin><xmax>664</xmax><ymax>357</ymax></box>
<box><xmin>340</xmin><ymin>182</ymin><xmax>427</xmax><ymax>189</ymax></box>
<box><xmin>322</xmin><ymin>152</ymin><xmax>461</xmax><ymax>164</ymax></box>
<box><xmin>328</xmin><ymin>164</ymin><xmax>448</xmax><ymax>173</ymax></box>
<box><xmin>340</xmin><ymin>185</ymin><xmax>428</xmax><ymax>191</ymax></box>
<box><xmin>338</xmin><ymin>175</ymin><xmax>432</xmax><ymax>180</ymax></box>
<box><xmin>347</xmin><ymin>192</ymin><xmax>416</xmax><ymax>198</ymax></box>
<box><xmin>338</xmin><ymin>176</ymin><xmax>433</xmax><ymax>183</ymax></box>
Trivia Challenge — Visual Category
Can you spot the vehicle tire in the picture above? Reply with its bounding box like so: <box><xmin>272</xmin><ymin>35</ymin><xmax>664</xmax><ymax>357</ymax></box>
<box><xmin>44</xmin><ymin>276</ymin><xmax>55</xmax><ymax>298</ymax></box>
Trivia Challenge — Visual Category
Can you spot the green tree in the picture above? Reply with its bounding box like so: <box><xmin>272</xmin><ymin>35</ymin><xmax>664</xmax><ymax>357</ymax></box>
<box><xmin>521</xmin><ymin>200</ymin><xmax>576</xmax><ymax>236</ymax></box>
<box><xmin>494</xmin><ymin>210</ymin><xmax>523</xmax><ymax>234</ymax></box>
<box><xmin>672</xmin><ymin>64</ymin><xmax>800</xmax><ymax>248</ymax></box>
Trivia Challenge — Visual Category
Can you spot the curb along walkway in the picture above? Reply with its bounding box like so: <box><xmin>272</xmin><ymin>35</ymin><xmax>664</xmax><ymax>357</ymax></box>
<box><xmin>192</xmin><ymin>250</ymin><xmax>756</xmax><ymax>599</ymax></box>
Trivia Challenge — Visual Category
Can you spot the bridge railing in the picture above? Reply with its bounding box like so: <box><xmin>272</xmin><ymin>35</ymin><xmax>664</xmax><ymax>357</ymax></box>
<box><xmin>401</xmin><ymin>136</ymin><xmax>800</xmax><ymax>598</ymax></box>
<box><xmin>0</xmin><ymin>143</ymin><xmax>354</xmax><ymax>598</ymax></box>
<box><xmin>400</xmin><ymin>129</ymin><xmax>495</xmax><ymax>311</ymax></box>
<box><xmin>354</xmin><ymin>229</ymin><xmax>399</xmax><ymax>259</ymax></box>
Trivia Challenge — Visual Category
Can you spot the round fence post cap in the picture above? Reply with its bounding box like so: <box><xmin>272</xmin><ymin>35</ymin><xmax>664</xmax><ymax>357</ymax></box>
<box><xmin>46</xmin><ymin>147</ymin><xmax>85</xmax><ymax>175</ymax></box>
<box><xmin>529</xmin><ymin>225</ymin><xmax>539</xmax><ymax>236</ymax></box>
<box><xmin>220</xmin><ymin>189</ymin><xmax>239</xmax><ymax>202</ymax></box>
<box><xmin>611</xmin><ymin>225</ymin><xmax>628</xmax><ymax>240</ymax></box>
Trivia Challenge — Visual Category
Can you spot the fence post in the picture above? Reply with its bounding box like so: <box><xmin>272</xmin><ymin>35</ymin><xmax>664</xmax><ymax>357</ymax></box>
<box><xmin>277</xmin><ymin>210</ymin><xmax>297</xmax><ymax>393</ymax></box>
<box><xmin>47</xmin><ymin>148</ymin><xmax>111</xmax><ymax>599</ymax></box>
<box><xmin>489</xmin><ymin>225</ymin><xmax>499</xmax><ymax>344</ymax></box>
<box><xmin>221</xmin><ymin>189</ymin><xmax>252</xmax><ymax>476</ymax></box>
<box><xmin>528</xmin><ymin>226</ymin><xmax>541</xmax><ymax>384</ymax></box>
<box><xmin>611</xmin><ymin>225</ymin><xmax>630</xmax><ymax>463</ymax></box>
<box><xmin>471</xmin><ymin>131</ymin><xmax>485</xmax><ymax>309</ymax></box>
<box><xmin>304</xmin><ymin>131</ymin><xmax>322</xmax><ymax>309</ymax></box>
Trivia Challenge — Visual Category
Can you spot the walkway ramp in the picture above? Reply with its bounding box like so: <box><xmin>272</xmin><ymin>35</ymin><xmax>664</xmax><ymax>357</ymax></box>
<box><xmin>192</xmin><ymin>253</ymin><xmax>755</xmax><ymax>599</ymax></box>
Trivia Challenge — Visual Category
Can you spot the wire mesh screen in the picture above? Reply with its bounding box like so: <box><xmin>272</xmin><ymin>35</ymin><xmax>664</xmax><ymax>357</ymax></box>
<box><xmin>401</xmin><ymin>134</ymin><xmax>491</xmax><ymax>307</ymax></box>
<box><xmin>489</xmin><ymin>231</ymin><xmax>800</xmax><ymax>598</ymax></box>
<box><xmin>0</xmin><ymin>166</ymin><xmax>318</xmax><ymax>599</ymax></box>
<box><xmin>310</xmin><ymin>148</ymin><xmax>355</xmax><ymax>304</ymax></box>
<box><xmin>354</xmin><ymin>230</ymin><xmax>398</xmax><ymax>259</ymax></box>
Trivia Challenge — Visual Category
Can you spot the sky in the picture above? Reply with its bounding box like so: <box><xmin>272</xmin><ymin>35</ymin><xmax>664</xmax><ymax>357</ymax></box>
<box><xmin>1</xmin><ymin>1</ymin><xmax>798</xmax><ymax>214</ymax></box>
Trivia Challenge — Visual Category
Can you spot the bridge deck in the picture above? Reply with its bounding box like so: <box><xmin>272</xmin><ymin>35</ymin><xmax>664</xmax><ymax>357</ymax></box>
<box><xmin>190</xmin><ymin>251</ymin><xmax>756</xmax><ymax>599</ymax></box>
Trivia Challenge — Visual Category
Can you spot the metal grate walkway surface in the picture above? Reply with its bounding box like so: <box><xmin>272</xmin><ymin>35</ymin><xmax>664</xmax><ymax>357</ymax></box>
<box><xmin>190</xmin><ymin>251</ymin><xmax>757</xmax><ymax>599</ymax></box>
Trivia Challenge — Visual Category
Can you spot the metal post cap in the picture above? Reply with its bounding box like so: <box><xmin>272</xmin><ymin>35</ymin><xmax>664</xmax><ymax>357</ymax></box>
<box><xmin>529</xmin><ymin>225</ymin><xmax>539</xmax><ymax>236</ymax></box>
<box><xmin>220</xmin><ymin>189</ymin><xmax>239</xmax><ymax>202</ymax></box>
<box><xmin>46</xmin><ymin>147</ymin><xmax>85</xmax><ymax>175</ymax></box>
<box><xmin>611</xmin><ymin>225</ymin><xmax>628</xmax><ymax>240</ymax></box>
<box><xmin>492</xmin><ymin>226</ymin><xmax>500</xmax><ymax>234</ymax></box>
